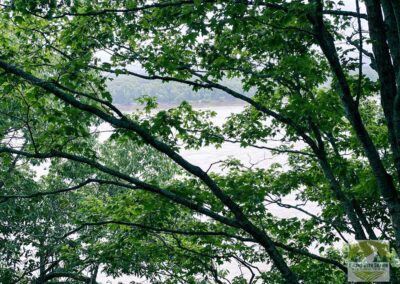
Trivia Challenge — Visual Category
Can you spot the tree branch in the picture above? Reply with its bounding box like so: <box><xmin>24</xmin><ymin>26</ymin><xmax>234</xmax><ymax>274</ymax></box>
<box><xmin>28</xmin><ymin>0</ymin><xmax>214</xmax><ymax>19</ymax></box>
<box><xmin>322</xmin><ymin>9</ymin><xmax>367</xmax><ymax>20</ymax></box>
<box><xmin>62</xmin><ymin>220</ymin><xmax>347</xmax><ymax>273</ymax></box>
<box><xmin>40</xmin><ymin>271</ymin><xmax>93</xmax><ymax>284</ymax></box>
<box><xmin>58</xmin><ymin>220</ymin><xmax>254</xmax><ymax>242</ymax></box>
<box><xmin>0</xmin><ymin>178</ymin><xmax>139</xmax><ymax>202</ymax></box>
<box><xmin>0</xmin><ymin>146</ymin><xmax>240</xmax><ymax>229</ymax></box>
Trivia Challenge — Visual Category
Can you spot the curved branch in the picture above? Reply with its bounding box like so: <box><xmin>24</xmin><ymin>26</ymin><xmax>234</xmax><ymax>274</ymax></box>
<box><xmin>223</xmin><ymin>138</ymin><xmax>315</xmax><ymax>157</ymax></box>
<box><xmin>58</xmin><ymin>220</ymin><xmax>254</xmax><ymax>242</ymax></box>
<box><xmin>323</xmin><ymin>9</ymin><xmax>368</xmax><ymax>20</ymax></box>
<box><xmin>90</xmin><ymin>65</ymin><xmax>212</xmax><ymax>90</ymax></box>
<box><xmin>0</xmin><ymin>179</ymin><xmax>94</xmax><ymax>202</ymax></box>
<box><xmin>41</xmin><ymin>271</ymin><xmax>93</xmax><ymax>284</ymax></box>
<box><xmin>61</xmin><ymin>220</ymin><xmax>347</xmax><ymax>273</ymax></box>
<box><xmin>274</xmin><ymin>241</ymin><xmax>347</xmax><ymax>273</ymax></box>
<box><xmin>27</xmin><ymin>0</ymin><xmax>213</xmax><ymax>19</ymax></box>
<box><xmin>0</xmin><ymin>178</ymin><xmax>141</xmax><ymax>202</ymax></box>
<box><xmin>0</xmin><ymin>146</ymin><xmax>240</xmax><ymax>229</ymax></box>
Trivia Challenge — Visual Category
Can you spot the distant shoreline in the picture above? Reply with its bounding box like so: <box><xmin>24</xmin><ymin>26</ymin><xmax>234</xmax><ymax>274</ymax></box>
<box><xmin>115</xmin><ymin>101</ymin><xmax>246</xmax><ymax>111</ymax></box>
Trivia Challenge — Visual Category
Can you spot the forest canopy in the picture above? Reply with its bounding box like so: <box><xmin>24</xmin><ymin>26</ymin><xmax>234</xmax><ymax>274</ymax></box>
<box><xmin>1</xmin><ymin>0</ymin><xmax>400</xmax><ymax>283</ymax></box>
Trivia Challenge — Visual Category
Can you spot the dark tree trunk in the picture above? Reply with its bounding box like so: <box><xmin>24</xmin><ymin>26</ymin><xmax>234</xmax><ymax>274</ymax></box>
<box><xmin>309</xmin><ymin>0</ymin><xmax>400</xmax><ymax>254</ymax></box>
<box><xmin>365</xmin><ymin>0</ymin><xmax>400</xmax><ymax>183</ymax></box>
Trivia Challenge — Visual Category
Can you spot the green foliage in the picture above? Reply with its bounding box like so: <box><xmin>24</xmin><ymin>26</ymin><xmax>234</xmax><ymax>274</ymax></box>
<box><xmin>0</xmin><ymin>0</ymin><xmax>398</xmax><ymax>283</ymax></box>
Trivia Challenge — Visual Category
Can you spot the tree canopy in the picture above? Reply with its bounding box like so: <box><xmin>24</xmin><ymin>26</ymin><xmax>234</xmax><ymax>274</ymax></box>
<box><xmin>1</xmin><ymin>0</ymin><xmax>400</xmax><ymax>283</ymax></box>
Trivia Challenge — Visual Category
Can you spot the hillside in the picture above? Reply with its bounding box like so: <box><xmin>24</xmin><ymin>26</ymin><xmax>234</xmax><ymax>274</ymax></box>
<box><xmin>107</xmin><ymin>75</ymin><xmax>253</xmax><ymax>106</ymax></box>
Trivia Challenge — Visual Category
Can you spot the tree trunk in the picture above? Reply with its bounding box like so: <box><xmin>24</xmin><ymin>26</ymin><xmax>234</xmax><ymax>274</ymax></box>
<box><xmin>309</xmin><ymin>0</ymin><xmax>400</xmax><ymax>254</ymax></box>
<box><xmin>365</xmin><ymin>0</ymin><xmax>400</xmax><ymax>183</ymax></box>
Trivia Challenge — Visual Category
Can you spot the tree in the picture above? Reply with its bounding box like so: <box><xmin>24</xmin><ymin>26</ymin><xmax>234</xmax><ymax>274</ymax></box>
<box><xmin>1</xmin><ymin>0</ymin><xmax>400</xmax><ymax>283</ymax></box>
